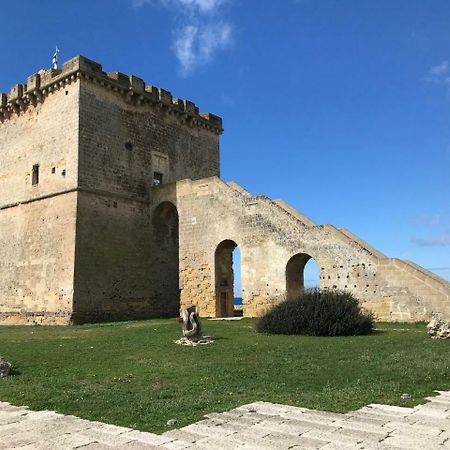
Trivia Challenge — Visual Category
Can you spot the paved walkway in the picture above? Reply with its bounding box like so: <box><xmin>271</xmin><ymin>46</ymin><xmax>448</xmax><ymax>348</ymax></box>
<box><xmin>1</xmin><ymin>391</ymin><xmax>450</xmax><ymax>449</ymax></box>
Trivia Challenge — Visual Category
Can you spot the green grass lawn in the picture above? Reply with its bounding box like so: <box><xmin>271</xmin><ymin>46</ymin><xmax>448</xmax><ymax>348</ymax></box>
<box><xmin>0</xmin><ymin>319</ymin><xmax>448</xmax><ymax>433</ymax></box>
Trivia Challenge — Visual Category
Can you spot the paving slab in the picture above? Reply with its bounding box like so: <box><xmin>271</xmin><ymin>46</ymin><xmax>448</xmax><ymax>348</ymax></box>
<box><xmin>191</xmin><ymin>436</ymin><xmax>240</xmax><ymax>450</ymax></box>
<box><xmin>382</xmin><ymin>419</ymin><xmax>445</xmax><ymax>436</ymax></box>
<box><xmin>124</xmin><ymin>430</ymin><xmax>174</xmax><ymax>445</ymax></box>
<box><xmin>121</xmin><ymin>442</ymin><xmax>165</xmax><ymax>450</ymax></box>
<box><xmin>1</xmin><ymin>390</ymin><xmax>450</xmax><ymax>449</ymax></box>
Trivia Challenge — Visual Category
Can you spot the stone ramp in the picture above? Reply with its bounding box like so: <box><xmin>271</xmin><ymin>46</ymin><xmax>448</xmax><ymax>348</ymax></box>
<box><xmin>152</xmin><ymin>176</ymin><xmax>450</xmax><ymax>321</ymax></box>
<box><xmin>1</xmin><ymin>391</ymin><xmax>450</xmax><ymax>449</ymax></box>
<box><xmin>222</xmin><ymin>177</ymin><xmax>450</xmax><ymax>320</ymax></box>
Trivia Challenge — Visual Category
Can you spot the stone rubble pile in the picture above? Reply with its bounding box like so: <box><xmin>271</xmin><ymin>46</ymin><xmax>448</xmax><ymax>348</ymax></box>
<box><xmin>174</xmin><ymin>336</ymin><xmax>214</xmax><ymax>346</ymax></box>
<box><xmin>427</xmin><ymin>316</ymin><xmax>450</xmax><ymax>340</ymax></box>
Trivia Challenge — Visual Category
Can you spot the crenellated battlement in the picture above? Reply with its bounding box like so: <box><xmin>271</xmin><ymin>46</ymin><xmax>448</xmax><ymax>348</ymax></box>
<box><xmin>0</xmin><ymin>55</ymin><xmax>223</xmax><ymax>133</ymax></box>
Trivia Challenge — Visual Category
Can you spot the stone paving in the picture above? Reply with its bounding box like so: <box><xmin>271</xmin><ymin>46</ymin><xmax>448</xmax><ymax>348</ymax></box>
<box><xmin>1</xmin><ymin>391</ymin><xmax>450</xmax><ymax>449</ymax></box>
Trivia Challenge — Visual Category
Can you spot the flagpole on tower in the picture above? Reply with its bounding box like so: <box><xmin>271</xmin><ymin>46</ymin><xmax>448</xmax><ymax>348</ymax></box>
<box><xmin>52</xmin><ymin>46</ymin><xmax>60</xmax><ymax>70</ymax></box>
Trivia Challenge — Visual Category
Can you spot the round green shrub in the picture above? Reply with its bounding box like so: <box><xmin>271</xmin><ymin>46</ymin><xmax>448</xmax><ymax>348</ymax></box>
<box><xmin>256</xmin><ymin>289</ymin><xmax>374</xmax><ymax>336</ymax></box>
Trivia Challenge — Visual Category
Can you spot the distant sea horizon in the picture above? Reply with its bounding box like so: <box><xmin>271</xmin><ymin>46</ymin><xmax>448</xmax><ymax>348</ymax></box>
<box><xmin>234</xmin><ymin>297</ymin><xmax>243</xmax><ymax>305</ymax></box>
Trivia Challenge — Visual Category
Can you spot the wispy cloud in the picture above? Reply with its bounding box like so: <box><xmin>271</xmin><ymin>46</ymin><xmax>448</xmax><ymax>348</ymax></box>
<box><xmin>426</xmin><ymin>61</ymin><xmax>450</xmax><ymax>92</ymax></box>
<box><xmin>412</xmin><ymin>231</ymin><xmax>450</xmax><ymax>247</ymax></box>
<box><xmin>412</xmin><ymin>213</ymin><xmax>443</xmax><ymax>227</ymax></box>
<box><xmin>174</xmin><ymin>0</ymin><xmax>225</xmax><ymax>13</ymax></box>
<box><xmin>429</xmin><ymin>61</ymin><xmax>449</xmax><ymax>78</ymax></box>
<box><xmin>412</xmin><ymin>213</ymin><xmax>450</xmax><ymax>227</ymax></box>
<box><xmin>411</xmin><ymin>213</ymin><xmax>450</xmax><ymax>246</ymax></box>
<box><xmin>173</xmin><ymin>22</ymin><xmax>232</xmax><ymax>76</ymax></box>
<box><xmin>132</xmin><ymin>0</ymin><xmax>149</xmax><ymax>7</ymax></box>
<box><xmin>133</xmin><ymin>0</ymin><xmax>225</xmax><ymax>13</ymax></box>
<box><xmin>133</xmin><ymin>0</ymin><xmax>232</xmax><ymax>76</ymax></box>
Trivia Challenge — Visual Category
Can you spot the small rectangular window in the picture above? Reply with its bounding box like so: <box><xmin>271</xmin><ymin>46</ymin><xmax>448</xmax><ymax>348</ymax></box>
<box><xmin>32</xmin><ymin>164</ymin><xmax>39</xmax><ymax>186</ymax></box>
<box><xmin>153</xmin><ymin>172</ymin><xmax>163</xmax><ymax>186</ymax></box>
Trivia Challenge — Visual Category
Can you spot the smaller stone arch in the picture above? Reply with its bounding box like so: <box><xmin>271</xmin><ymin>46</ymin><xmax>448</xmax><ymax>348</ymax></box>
<box><xmin>286</xmin><ymin>253</ymin><xmax>320</xmax><ymax>299</ymax></box>
<box><xmin>215</xmin><ymin>239</ymin><xmax>239</xmax><ymax>317</ymax></box>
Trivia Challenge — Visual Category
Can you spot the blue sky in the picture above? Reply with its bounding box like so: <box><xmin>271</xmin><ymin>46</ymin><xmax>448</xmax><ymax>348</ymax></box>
<box><xmin>1</xmin><ymin>0</ymin><xmax>449</xmax><ymax>289</ymax></box>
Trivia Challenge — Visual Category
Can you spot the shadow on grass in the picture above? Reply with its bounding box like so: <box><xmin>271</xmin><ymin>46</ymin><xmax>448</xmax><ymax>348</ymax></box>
<box><xmin>10</xmin><ymin>367</ymin><xmax>21</xmax><ymax>376</ymax></box>
<box><xmin>1</xmin><ymin>365</ymin><xmax>21</xmax><ymax>378</ymax></box>
<box><xmin>371</xmin><ymin>329</ymin><xmax>387</xmax><ymax>335</ymax></box>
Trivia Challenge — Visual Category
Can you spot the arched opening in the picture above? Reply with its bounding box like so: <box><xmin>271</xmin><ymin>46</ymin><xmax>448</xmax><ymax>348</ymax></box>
<box><xmin>215</xmin><ymin>240</ymin><xmax>241</xmax><ymax>317</ymax></box>
<box><xmin>233</xmin><ymin>247</ymin><xmax>243</xmax><ymax>316</ymax></box>
<box><xmin>152</xmin><ymin>202</ymin><xmax>179</xmax><ymax>316</ymax></box>
<box><xmin>304</xmin><ymin>258</ymin><xmax>320</xmax><ymax>290</ymax></box>
<box><xmin>286</xmin><ymin>253</ymin><xmax>320</xmax><ymax>299</ymax></box>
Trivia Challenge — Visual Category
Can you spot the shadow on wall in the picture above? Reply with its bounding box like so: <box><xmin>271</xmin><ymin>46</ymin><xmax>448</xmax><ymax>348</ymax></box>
<box><xmin>152</xmin><ymin>201</ymin><xmax>180</xmax><ymax>316</ymax></box>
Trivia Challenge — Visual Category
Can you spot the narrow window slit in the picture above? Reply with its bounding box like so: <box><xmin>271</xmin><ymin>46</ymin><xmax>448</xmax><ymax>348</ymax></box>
<box><xmin>32</xmin><ymin>164</ymin><xmax>39</xmax><ymax>186</ymax></box>
<box><xmin>153</xmin><ymin>172</ymin><xmax>163</xmax><ymax>186</ymax></box>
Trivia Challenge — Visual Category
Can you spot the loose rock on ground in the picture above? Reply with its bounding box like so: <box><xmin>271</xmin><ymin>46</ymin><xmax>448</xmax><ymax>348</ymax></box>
<box><xmin>427</xmin><ymin>316</ymin><xmax>450</xmax><ymax>339</ymax></box>
<box><xmin>0</xmin><ymin>357</ymin><xmax>12</xmax><ymax>378</ymax></box>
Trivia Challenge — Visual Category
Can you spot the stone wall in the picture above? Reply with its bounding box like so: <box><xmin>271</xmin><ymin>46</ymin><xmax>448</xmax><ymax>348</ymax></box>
<box><xmin>152</xmin><ymin>178</ymin><xmax>450</xmax><ymax>322</ymax></box>
<box><xmin>0</xmin><ymin>78</ymin><xmax>79</xmax><ymax>207</ymax></box>
<box><xmin>78</xmin><ymin>76</ymin><xmax>221</xmax><ymax>198</ymax></box>
<box><xmin>0</xmin><ymin>193</ymin><xmax>77</xmax><ymax>325</ymax></box>
<box><xmin>72</xmin><ymin>191</ymin><xmax>158</xmax><ymax>323</ymax></box>
<box><xmin>0</xmin><ymin>75</ymin><xmax>79</xmax><ymax>324</ymax></box>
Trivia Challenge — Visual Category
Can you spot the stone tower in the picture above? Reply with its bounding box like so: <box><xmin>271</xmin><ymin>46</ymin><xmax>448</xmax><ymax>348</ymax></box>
<box><xmin>0</xmin><ymin>56</ymin><xmax>222</xmax><ymax>324</ymax></box>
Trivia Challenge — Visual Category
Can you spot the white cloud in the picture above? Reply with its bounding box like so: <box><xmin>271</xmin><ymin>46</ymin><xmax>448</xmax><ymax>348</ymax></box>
<box><xmin>133</xmin><ymin>0</ymin><xmax>232</xmax><ymax>75</ymax></box>
<box><xmin>411</xmin><ymin>213</ymin><xmax>450</xmax><ymax>246</ymax></box>
<box><xmin>412</xmin><ymin>213</ymin><xmax>450</xmax><ymax>227</ymax></box>
<box><xmin>175</xmin><ymin>0</ymin><xmax>225</xmax><ymax>13</ymax></box>
<box><xmin>412</xmin><ymin>213</ymin><xmax>442</xmax><ymax>227</ymax></box>
<box><xmin>132</xmin><ymin>0</ymin><xmax>154</xmax><ymax>7</ymax></box>
<box><xmin>429</xmin><ymin>61</ymin><xmax>449</xmax><ymax>78</ymax></box>
<box><xmin>134</xmin><ymin>0</ymin><xmax>225</xmax><ymax>13</ymax></box>
<box><xmin>173</xmin><ymin>25</ymin><xmax>198</xmax><ymax>71</ymax></box>
<box><xmin>412</xmin><ymin>231</ymin><xmax>450</xmax><ymax>247</ymax></box>
<box><xmin>173</xmin><ymin>22</ymin><xmax>232</xmax><ymax>76</ymax></box>
<box><xmin>427</xmin><ymin>61</ymin><xmax>450</xmax><ymax>92</ymax></box>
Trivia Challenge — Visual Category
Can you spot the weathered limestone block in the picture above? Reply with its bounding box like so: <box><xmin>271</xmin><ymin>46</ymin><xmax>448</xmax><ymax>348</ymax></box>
<box><xmin>0</xmin><ymin>357</ymin><xmax>12</xmax><ymax>378</ymax></box>
<box><xmin>427</xmin><ymin>316</ymin><xmax>450</xmax><ymax>339</ymax></box>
